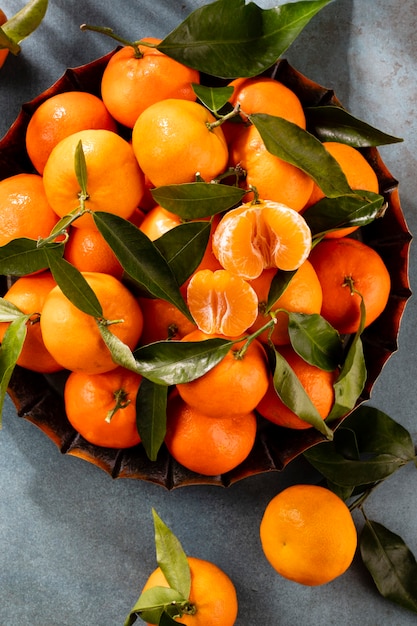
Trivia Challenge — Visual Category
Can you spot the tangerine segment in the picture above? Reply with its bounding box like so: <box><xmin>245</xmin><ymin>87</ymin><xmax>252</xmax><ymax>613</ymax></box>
<box><xmin>212</xmin><ymin>200</ymin><xmax>312</xmax><ymax>280</ymax></box>
<box><xmin>42</xmin><ymin>129</ymin><xmax>145</xmax><ymax>228</ymax></box>
<box><xmin>187</xmin><ymin>268</ymin><xmax>258</xmax><ymax>337</ymax></box>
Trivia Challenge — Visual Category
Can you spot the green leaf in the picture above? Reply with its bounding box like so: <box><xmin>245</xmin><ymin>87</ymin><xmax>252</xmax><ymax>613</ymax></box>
<box><xmin>93</xmin><ymin>212</ymin><xmax>192</xmax><ymax>321</ymax></box>
<box><xmin>124</xmin><ymin>586</ymin><xmax>186</xmax><ymax>626</ymax></box>
<box><xmin>0</xmin><ymin>237</ymin><xmax>54</xmax><ymax>275</ymax></box>
<box><xmin>272</xmin><ymin>346</ymin><xmax>333</xmax><ymax>439</ymax></box>
<box><xmin>249</xmin><ymin>113</ymin><xmax>353</xmax><ymax>198</ymax></box>
<box><xmin>44</xmin><ymin>247</ymin><xmax>102</xmax><ymax>317</ymax></box>
<box><xmin>288</xmin><ymin>312</ymin><xmax>343</xmax><ymax>371</ymax></box>
<box><xmin>159</xmin><ymin>612</ymin><xmax>179</xmax><ymax>626</ymax></box>
<box><xmin>266</xmin><ymin>269</ymin><xmax>296</xmax><ymax>311</ymax></box>
<box><xmin>152</xmin><ymin>509</ymin><xmax>192</xmax><ymax>600</ymax></box>
<box><xmin>303</xmin><ymin>191</ymin><xmax>385</xmax><ymax>237</ymax></box>
<box><xmin>360</xmin><ymin>519</ymin><xmax>417</xmax><ymax>613</ymax></box>
<box><xmin>306</xmin><ymin>105</ymin><xmax>403</xmax><ymax>147</ymax></box>
<box><xmin>151</xmin><ymin>182</ymin><xmax>245</xmax><ymax>220</ymax></box>
<box><xmin>136</xmin><ymin>379</ymin><xmax>168</xmax><ymax>461</ymax></box>
<box><xmin>192</xmin><ymin>84</ymin><xmax>234</xmax><ymax>113</ymax></box>
<box><xmin>98</xmin><ymin>323</ymin><xmax>140</xmax><ymax>372</ymax></box>
<box><xmin>154</xmin><ymin>220</ymin><xmax>211</xmax><ymax>288</ymax></box>
<box><xmin>158</xmin><ymin>0</ymin><xmax>333</xmax><ymax>78</ymax></box>
<box><xmin>0</xmin><ymin>315</ymin><xmax>29</xmax><ymax>425</ymax></box>
<box><xmin>0</xmin><ymin>0</ymin><xmax>48</xmax><ymax>54</ymax></box>
<box><xmin>74</xmin><ymin>140</ymin><xmax>88</xmax><ymax>198</ymax></box>
<box><xmin>0</xmin><ymin>298</ymin><xmax>26</xmax><ymax>323</ymax></box>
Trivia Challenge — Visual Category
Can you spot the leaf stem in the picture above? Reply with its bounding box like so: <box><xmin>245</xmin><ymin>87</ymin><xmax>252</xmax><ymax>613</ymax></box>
<box><xmin>105</xmin><ymin>388</ymin><xmax>131</xmax><ymax>423</ymax></box>
<box><xmin>235</xmin><ymin>317</ymin><xmax>276</xmax><ymax>359</ymax></box>
<box><xmin>206</xmin><ymin>103</ymin><xmax>241</xmax><ymax>131</ymax></box>
<box><xmin>80</xmin><ymin>24</ymin><xmax>158</xmax><ymax>58</ymax></box>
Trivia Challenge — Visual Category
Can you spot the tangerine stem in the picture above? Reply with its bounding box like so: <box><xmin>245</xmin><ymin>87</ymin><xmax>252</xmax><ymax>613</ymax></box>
<box><xmin>235</xmin><ymin>317</ymin><xmax>276</xmax><ymax>359</ymax></box>
<box><xmin>79</xmin><ymin>24</ymin><xmax>155</xmax><ymax>58</ymax></box>
<box><xmin>105</xmin><ymin>388</ymin><xmax>131</xmax><ymax>423</ymax></box>
<box><xmin>206</xmin><ymin>103</ymin><xmax>241</xmax><ymax>131</ymax></box>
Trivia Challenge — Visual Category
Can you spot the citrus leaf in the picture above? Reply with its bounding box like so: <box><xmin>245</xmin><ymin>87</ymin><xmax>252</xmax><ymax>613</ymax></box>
<box><xmin>272</xmin><ymin>345</ymin><xmax>333</xmax><ymax>439</ymax></box>
<box><xmin>74</xmin><ymin>140</ymin><xmax>88</xmax><ymax>198</ymax></box>
<box><xmin>152</xmin><ymin>509</ymin><xmax>192</xmax><ymax>600</ymax></box>
<box><xmin>306</xmin><ymin>105</ymin><xmax>403</xmax><ymax>147</ymax></box>
<box><xmin>0</xmin><ymin>315</ymin><xmax>29</xmax><ymax>425</ymax></box>
<box><xmin>158</xmin><ymin>0</ymin><xmax>333</xmax><ymax>78</ymax></box>
<box><xmin>151</xmin><ymin>182</ymin><xmax>245</xmax><ymax>219</ymax></box>
<box><xmin>360</xmin><ymin>519</ymin><xmax>417</xmax><ymax>613</ymax></box>
<box><xmin>159</xmin><ymin>612</ymin><xmax>179</xmax><ymax>626</ymax></box>
<box><xmin>98</xmin><ymin>323</ymin><xmax>140</xmax><ymax>372</ymax></box>
<box><xmin>124</xmin><ymin>586</ymin><xmax>186</xmax><ymax>626</ymax></box>
<box><xmin>288</xmin><ymin>312</ymin><xmax>343</xmax><ymax>371</ymax></box>
<box><xmin>192</xmin><ymin>84</ymin><xmax>234</xmax><ymax>113</ymax></box>
<box><xmin>0</xmin><ymin>237</ymin><xmax>54</xmax><ymax>275</ymax></box>
<box><xmin>136</xmin><ymin>379</ymin><xmax>168</xmax><ymax>461</ymax></box>
<box><xmin>249</xmin><ymin>112</ymin><xmax>353</xmax><ymax>198</ymax></box>
<box><xmin>154</xmin><ymin>220</ymin><xmax>211</xmax><ymax>287</ymax></box>
<box><xmin>44</xmin><ymin>247</ymin><xmax>102</xmax><ymax>317</ymax></box>
<box><xmin>265</xmin><ymin>269</ymin><xmax>296</xmax><ymax>310</ymax></box>
<box><xmin>93</xmin><ymin>212</ymin><xmax>192</xmax><ymax>321</ymax></box>
<box><xmin>0</xmin><ymin>298</ymin><xmax>26</xmax><ymax>322</ymax></box>
<box><xmin>303</xmin><ymin>191</ymin><xmax>385</xmax><ymax>237</ymax></box>
<box><xmin>0</xmin><ymin>0</ymin><xmax>48</xmax><ymax>53</ymax></box>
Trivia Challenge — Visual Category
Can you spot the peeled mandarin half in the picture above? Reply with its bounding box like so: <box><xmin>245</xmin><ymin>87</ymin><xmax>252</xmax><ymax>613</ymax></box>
<box><xmin>212</xmin><ymin>200</ymin><xmax>312</xmax><ymax>280</ymax></box>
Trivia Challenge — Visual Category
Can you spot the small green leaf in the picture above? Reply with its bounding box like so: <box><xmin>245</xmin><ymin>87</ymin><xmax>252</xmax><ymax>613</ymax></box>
<box><xmin>158</xmin><ymin>0</ymin><xmax>333</xmax><ymax>78</ymax></box>
<box><xmin>98</xmin><ymin>323</ymin><xmax>141</xmax><ymax>373</ymax></box>
<box><xmin>74</xmin><ymin>140</ymin><xmax>88</xmax><ymax>198</ymax></box>
<box><xmin>152</xmin><ymin>509</ymin><xmax>192</xmax><ymax>600</ymax></box>
<box><xmin>136</xmin><ymin>379</ymin><xmax>168</xmax><ymax>461</ymax></box>
<box><xmin>360</xmin><ymin>519</ymin><xmax>417</xmax><ymax>613</ymax></box>
<box><xmin>272</xmin><ymin>346</ymin><xmax>333</xmax><ymax>439</ymax></box>
<box><xmin>154</xmin><ymin>221</ymin><xmax>211</xmax><ymax>287</ymax></box>
<box><xmin>288</xmin><ymin>312</ymin><xmax>343</xmax><ymax>371</ymax></box>
<box><xmin>249</xmin><ymin>113</ymin><xmax>353</xmax><ymax>198</ymax></box>
<box><xmin>124</xmin><ymin>586</ymin><xmax>186</xmax><ymax>626</ymax></box>
<box><xmin>266</xmin><ymin>269</ymin><xmax>296</xmax><ymax>311</ymax></box>
<box><xmin>0</xmin><ymin>315</ymin><xmax>29</xmax><ymax>425</ymax></box>
<box><xmin>192</xmin><ymin>84</ymin><xmax>234</xmax><ymax>113</ymax></box>
<box><xmin>151</xmin><ymin>182</ymin><xmax>245</xmax><ymax>220</ymax></box>
<box><xmin>0</xmin><ymin>298</ymin><xmax>26</xmax><ymax>323</ymax></box>
<box><xmin>0</xmin><ymin>0</ymin><xmax>48</xmax><ymax>54</ymax></box>
<box><xmin>0</xmin><ymin>237</ymin><xmax>54</xmax><ymax>275</ymax></box>
<box><xmin>306</xmin><ymin>105</ymin><xmax>403</xmax><ymax>147</ymax></box>
<box><xmin>93</xmin><ymin>212</ymin><xmax>192</xmax><ymax>321</ymax></box>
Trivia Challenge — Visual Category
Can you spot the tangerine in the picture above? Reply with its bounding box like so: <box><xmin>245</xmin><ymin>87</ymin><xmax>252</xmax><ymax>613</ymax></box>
<box><xmin>137</xmin><ymin>296</ymin><xmax>196</xmax><ymax>345</ymax></box>
<box><xmin>64</xmin><ymin>225</ymin><xmax>124</xmax><ymax>279</ymax></box>
<box><xmin>139</xmin><ymin>204</ymin><xmax>182</xmax><ymax>240</ymax></box>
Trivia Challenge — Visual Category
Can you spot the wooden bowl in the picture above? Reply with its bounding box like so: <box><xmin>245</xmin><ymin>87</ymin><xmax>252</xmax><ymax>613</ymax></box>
<box><xmin>1</xmin><ymin>51</ymin><xmax>412</xmax><ymax>488</ymax></box>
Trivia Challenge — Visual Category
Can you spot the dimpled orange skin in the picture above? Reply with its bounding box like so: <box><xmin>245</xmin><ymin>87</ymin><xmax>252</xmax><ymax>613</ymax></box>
<box><xmin>260</xmin><ymin>484</ymin><xmax>357</xmax><ymax>586</ymax></box>
<box><xmin>132</xmin><ymin>99</ymin><xmax>229</xmax><ymax>187</ymax></box>
<box><xmin>141</xmin><ymin>556</ymin><xmax>238</xmax><ymax>626</ymax></box>
<box><xmin>101</xmin><ymin>37</ymin><xmax>200</xmax><ymax>128</ymax></box>
<box><xmin>40</xmin><ymin>272</ymin><xmax>144</xmax><ymax>374</ymax></box>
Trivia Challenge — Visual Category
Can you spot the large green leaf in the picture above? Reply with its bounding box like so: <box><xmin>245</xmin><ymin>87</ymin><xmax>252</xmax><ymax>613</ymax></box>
<box><xmin>288</xmin><ymin>312</ymin><xmax>343</xmax><ymax>371</ymax></box>
<box><xmin>136</xmin><ymin>379</ymin><xmax>168</xmax><ymax>461</ymax></box>
<box><xmin>0</xmin><ymin>315</ymin><xmax>29</xmax><ymax>425</ymax></box>
<box><xmin>0</xmin><ymin>238</ymin><xmax>58</xmax><ymax>275</ymax></box>
<box><xmin>124</xmin><ymin>586</ymin><xmax>186</xmax><ymax>626</ymax></box>
<box><xmin>151</xmin><ymin>182</ymin><xmax>245</xmax><ymax>220</ymax></box>
<box><xmin>158</xmin><ymin>0</ymin><xmax>333</xmax><ymax>78</ymax></box>
<box><xmin>152</xmin><ymin>510</ymin><xmax>191</xmax><ymax>601</ymax></box>
<box><xmin>0</xmin><ymin>0</ymin><xmax>48</xmax><ymax>54</ymax></box>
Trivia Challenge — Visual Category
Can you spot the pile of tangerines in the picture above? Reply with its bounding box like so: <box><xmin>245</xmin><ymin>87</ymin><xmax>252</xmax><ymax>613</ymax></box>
<box><xmin>0</xmin><ymin>36</ymin><xmax>392</xmax><ymax>481</ymax></box>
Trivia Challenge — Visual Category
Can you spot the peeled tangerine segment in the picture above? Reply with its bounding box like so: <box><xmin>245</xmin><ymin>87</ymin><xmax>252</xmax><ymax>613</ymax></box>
<box><xmin>212</xmin><ymin>201</ymin><xmax>312</xmax><ymax>280</ymax></box>
<box><xmin>187</xmin><ymin>268</ymin><xmax>259</xmax><ymax>337</ymax></box>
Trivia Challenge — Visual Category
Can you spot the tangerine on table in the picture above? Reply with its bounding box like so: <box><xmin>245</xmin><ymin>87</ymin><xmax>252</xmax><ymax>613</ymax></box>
<box><xmin>40</xmin><ymin>271</ymin><xmax>144</xmax><ymax>374</ymax></box>
<box><xmin>25</xmin><ymin>90</ymin><xmax>117</xmax><ymax>174</ymax></box>
<box><xmin>132</xmin><ymin>99</ymin><xmax>229</xmax><ymax>187</ymax></box>
<box><xmin>64</xmin><ymin>366</ymin><xmax>142</xmax><ymax>448</ymax></box>
<box><xmin>176</xmin><ymin>329</ymin><xmax>269</xmax><ymax>417</ymax></box>
<box><xmin>137</xmin><ymin>296</ymin><xmax>197</xmax><ymax>345</ymax></box>
<box><xmin>228</xmin><ymin>124</ymin><xmax>314</xmax><ymax>212</ymax></box>
<box><xmin>42</xmin><ymin>129</ymin><xmax>145</xmax><ymax>228</ymax></box>
<box><xmin>141</xmin><ymin>555</ymin><xmax>238</xmax><ymax>626</ymax></box>
<box><xmin>0</xmin><ymin>271</ymin><xmax>63</xmax><ymax>374</ymax></box>
<box><xmin>63</xmin><ymin>225</ymin><xmax>124</xmax><ymax>279</ymax></box>
<box><xmin>256</xmin><ymin>344</ymin><xmax>336</xmax><ymax>430</ymax></box>
<box><xmin>0</xmin><ymin>173</ymin><xmax>59</xmax><ymax>246</ymax></box>
<box><xmin>248</xmin><ymin>260</ymin><xmax>323</xmax><ymax>345</ymax></box>
<box><xmin>186</xmin><ymin>268</ymin><xmax>259</xmax><ymax>337</ymax></box>
<box><xmin>260</xmin><ymin>484</ymin><xmax>357</xmax><ymax>586</ymax></box>
<box><xmin>165</xmin><ymin>391</ymin><xmax>257</xmax><ymax>476</ymax></box>
<box><xmin>212</xmin><ymin>199</ymin><xmax>312</xmax><ymax>280</ymax></box>
<box><xmin>101</xmin><ymin>37</ymin><xmax>200</xmax><ymax>129</ymax></box>
<box><xmin>309</xmin><ymin>237</ymin><xmax>391</xmax><ymax>335</ymax></box>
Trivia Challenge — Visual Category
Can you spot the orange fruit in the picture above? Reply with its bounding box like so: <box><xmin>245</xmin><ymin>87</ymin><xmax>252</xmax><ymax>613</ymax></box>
<box><xmin>42</xmin><ymin>129</ymin><xmax>145</xmax><ymax>228</ymax></box>
<box><xmin>63</xmin><ymin>225</ymin><xmax>124</xmax><ymax>279</ymax></box>
<box><xmin>0</xmin><ymin>271</ymin><xmax>63</xmax><ymax>373</ymax></box>
<box><xmin>40</xmin><ymin>271</ymin><xmax>144</xmax><ymax>374</ymax></box>
<box><xmin>228</xmin><ymin>124</ymin><xmax>314</xmax><ymax>212</ymax></box>
<box><xmin>256</xmin><ymin>344</ymin><xmax>336</xmax><ymax>430</ymax></box>
<box><xmin>137</xmin><ymin>296</ymin><xmax>197</xmax><ymax>345</ymax></box>
<box><xmin>176</xmin><ymin>329</ymin><xmax>269</xmax><ymax>417</ymax></box>
<box><xmin>64</xmin><ymin>366</ymin><xmax>142</xmax><ymax>448</ymax></box>
<box><xmin>0</xmin><ymin>10</ymin><xmax>9</xmax><ymax>70</ymax></box>
<box><xmin>248</xmin><ymin>260</ymin><xmax>323</xmax><ymax>345</ymax></box>
<box><xmin>139</xmin><ymin>204</ymin><xmax>182</xmax><ymax>240</ymax></box>
<box><xmin>228</xmin><ymin>76</ymin><xmax>306</xmax><ymax>127</ymax></box>
<box><xmin>101</xmin><ymin>37</ymin><xmax>200</xmax><ymax>128</ymax></box>
<box><xmin>0</xmin><ymin>173</ymin><xmax>59</xmax><ymax>246</ymax></box>
<box><xmin>25</xmin><ymin>91</ymin><xmax>118</xmax><ymax>174</ymax></box>
<box><xmin>304</xmin><ymin>141</ymin><xmax>379</xmax><ymax>237</ymax></box>
<box><xmin>141</xmin><ymin>555</ymin><xmax>238</xmax><ymax>625</ymax></box>
<box><xmin>186</xmin><ymin>268</ymin><xmax>259</xmax><ymax>337</ymax></box>
<box><xmin>212</xmin><ymin>199</ymin><xmax>312</xmax><ymax>279</ymax></box>
<box><xmin>309</xmin><ymin>237</ymin><xmax>391</xmax><ymax>335</ymax></box>
<box><xmin>132</xmin><ymin>99</ymin><xmax>229</xmax><ymax>187</ymax></box>
<box><xmin>260</xmin><ymin>484</ymin><xmax>357</xmax><ymax>585</ymax></box>
<box><xmin>165</xmin><ymin>391</ymin><xmax>257</xmax><ymax>476</ymax></box>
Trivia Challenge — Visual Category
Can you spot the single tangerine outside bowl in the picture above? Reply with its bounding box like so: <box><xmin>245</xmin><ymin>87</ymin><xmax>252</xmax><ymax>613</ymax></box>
<box><xmin>0</xmin><ymin>50</ymin><xmax>412</xmax><ymax>488</ymax></box>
